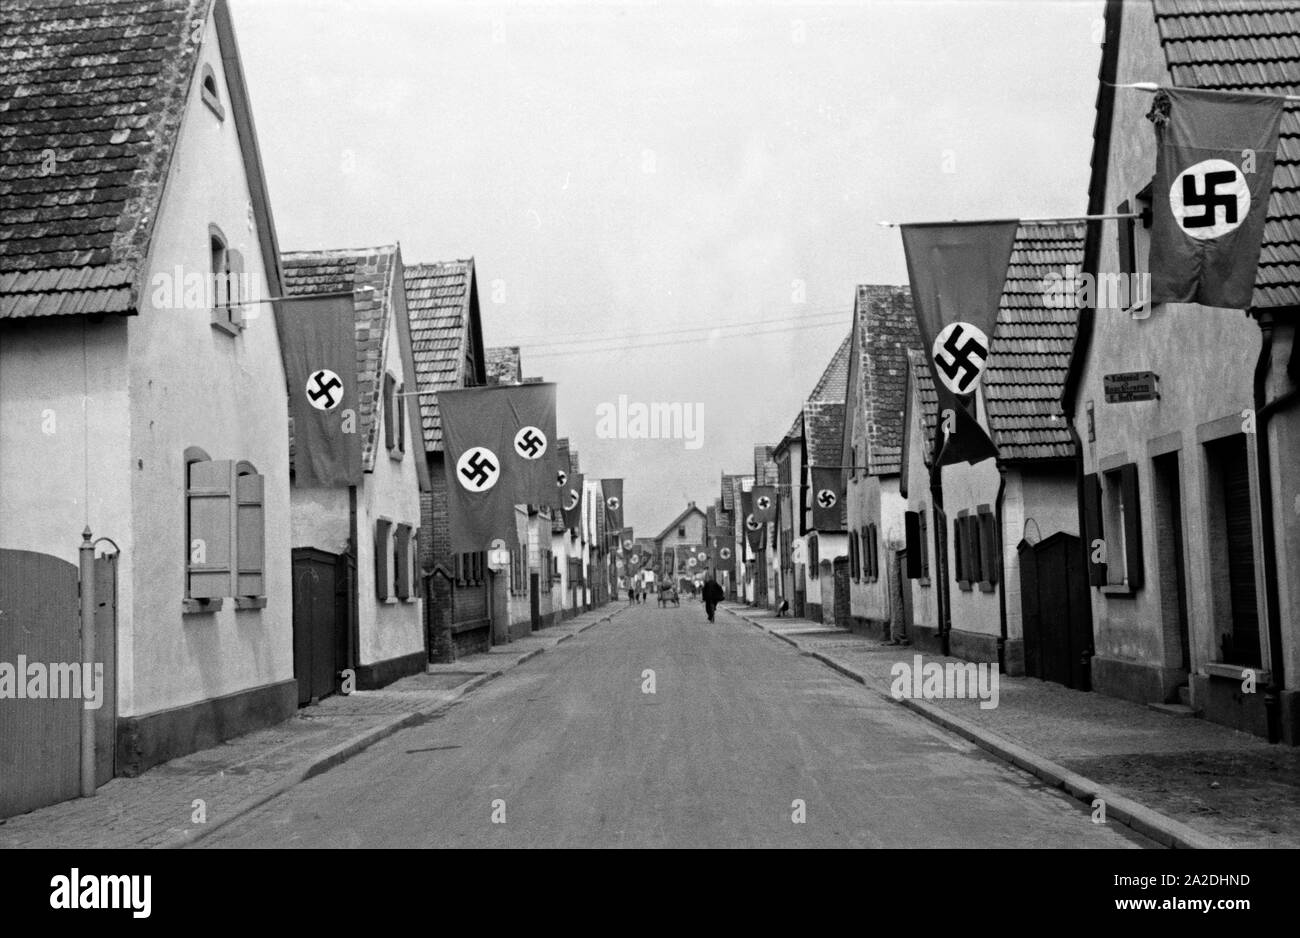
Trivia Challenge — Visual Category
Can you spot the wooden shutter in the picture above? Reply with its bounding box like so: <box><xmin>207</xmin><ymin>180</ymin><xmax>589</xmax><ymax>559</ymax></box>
<box><xmin>188</xmin><ymin>459</ymin><xmax>234</xmax><ymax>598</ymax></box>
<box><xmin>395</xmin><ymin>523</ymin><xmax>411</xmax><ymax>599</ymax></box>
<box><xmin>1117</xmin><ymin>199</ymin><xmax>1135</xmax><ymax>278</ymax></box>
<box><xmin>850</xmin><ymin>530</ymin><xmax>859</xmax><ymax>580</ymax></box>
<box><xmin>1119</xmin><ymin>462</ymin><xmax>1144</xmax><ymax>589</ymax></box>
<box><xmin>978</xmin><ymin>506</ymin><xmax>998</xmax><ymax>587</ymax></box>
<box><xmin>954</xmin><ymin>513</ymin><xmax>970</xmax><ymax>588</ymax></box>
<box><xmin>375</xmin><ymin>518</ymin><xmax>391</xmax><ymax>599</ymax></box>
<box><xmin>397</xmin><ymin>384</ymin><xmax>406</xmax><ymax>454</ymax></box>
<box><xmin>904</xmin><ymin>511</ymin><xmax>921</xmax><ymax>579</ymax></box>
<box><xmin>1083</xmin><ymin>472</ymin><xmax>1107</xmax><ymax>586</ymax></box>
<box><xmin>227</xmin><ymin>249</ymin><xmax>245</xmax><ymax>328</ymax></box>
<box><xmin>235</xmin><ymin>469</ymin><xmax>264</xmax><ymax>596</ymax></box>
<box><xmin>919</xmin><ymin>509</ymin><xmax>930</xmax><ymax>580</ymax></box>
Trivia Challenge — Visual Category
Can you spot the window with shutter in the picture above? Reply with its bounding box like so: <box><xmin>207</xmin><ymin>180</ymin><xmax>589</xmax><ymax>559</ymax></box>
<box><xmin>383</xmin><ymin>373</ymin><xmax>397</xmax><ymax>453</ymax></box>
<box><xmin>850</xmin><ymin>530</ymin><xmax>859</xmax><ymax>581</ymax></box>
<box><xmin>235</xmin><ymin>464</ymin><xmax>264</xmax><ymax>597</ymax></box>
<box><xmin>397</xmin><ymin>383</ymin><xmax>406</xmax><ymax>455</ymax></box>
<box><xmin>187</xmin><ymin>456</ymin><xmax>234</xmax><ymax>600</ymax></box>
<box><xmin>1119</xmin><ymin>462</ymin><xmax>1144</xmax><ymax>589</ymax></box>
<box><xmin>395</xmin><ymin>523</ymin><xmax>411</xmax><ymax>599</ymax></box>
<box><xmin>375</xmin><ymin>518</ymin><xmax>392</xmax><ymax>600</ymax></box>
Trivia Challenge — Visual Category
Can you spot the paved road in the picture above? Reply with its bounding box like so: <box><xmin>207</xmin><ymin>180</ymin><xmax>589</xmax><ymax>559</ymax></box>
<box><xmin>202</xmin><ymin>602</ymin><xmax>1151</xmax><ymax>848</ymax></box>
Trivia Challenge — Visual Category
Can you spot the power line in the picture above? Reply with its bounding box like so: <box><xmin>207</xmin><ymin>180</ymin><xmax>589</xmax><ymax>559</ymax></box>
<box><xmin>524</xmin><ymin>316</ymin><xmax>848</xmax><ymax>357</ymax></box>
<box><xmin>507</xmin><ymin>307</ymin><xmax>853</xmax><ymax>350</ymax></box>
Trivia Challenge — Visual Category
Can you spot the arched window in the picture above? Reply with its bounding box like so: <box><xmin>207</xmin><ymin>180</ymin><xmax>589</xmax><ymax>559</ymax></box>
<box><xmin>200</xmin><ymin>63</ymin><xmax>225</xmax><ymax>120</ymax></box>
<box><xmin>209</xmin><ymin>224</ymin><xmax>242</xmax><ymax>334</ymax></box>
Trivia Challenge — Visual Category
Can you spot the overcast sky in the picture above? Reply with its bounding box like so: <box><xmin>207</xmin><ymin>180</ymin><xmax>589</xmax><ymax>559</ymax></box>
<box><xmin>232</xmin><ymin>0</ymin><xmax>1103</xmax><ymax>534</ymax></box>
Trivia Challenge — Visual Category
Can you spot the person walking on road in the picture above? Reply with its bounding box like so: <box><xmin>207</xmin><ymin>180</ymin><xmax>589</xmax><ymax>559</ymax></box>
<box><xmin>702</xmin><ymin>575</ymin><xmax>725</xmax><ymax>623</ymax></box>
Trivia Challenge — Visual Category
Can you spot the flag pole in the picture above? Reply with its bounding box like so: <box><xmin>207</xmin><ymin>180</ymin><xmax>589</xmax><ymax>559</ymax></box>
<box><xmin>877</xmin><ymin>213</ymin><xmax>1139</xmax><ymax>229</ymax></box>
<box><xmin>1109</xmin><ymin>81</ymin><xmax>1300</xmax><ymax>103</ymax></box>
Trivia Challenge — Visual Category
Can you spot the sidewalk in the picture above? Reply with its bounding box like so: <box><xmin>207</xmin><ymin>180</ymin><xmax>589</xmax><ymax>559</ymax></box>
<box><xmin>0</xmin><ymin>605</ymin><xmax>623</xmax><ymax>849</ymax></box>
<box><xmin>723</xmin><ymin>603</ymin><xmax>1300</xmax><ymax>849</ymax></box>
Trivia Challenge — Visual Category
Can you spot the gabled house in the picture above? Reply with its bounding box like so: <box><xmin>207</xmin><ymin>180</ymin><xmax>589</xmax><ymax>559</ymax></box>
<box><xmin>1</xmin><ymin>0</ymin><xmax>293</xmax><ymax>808</ymax></box>
<box><xmin>654</xmin><ymin>503</ymin><xmax>708</xmax><ymax>554</ymax></box>
<box><xmin>404</xmin><ymin>260</ymin><xmax>489</xmax><ymax>661</ymax></box>
<box><xmin>281</xmin><ymin>245</ymin><xmax>428</xmax><ymax>698</ymax></box>
<box><xmin>842</xmin><ymin>285</ymin><xmax>923</xmax><ymax>637</ymax></box>
<box><xmin>899</xmin><ymin>224</ymin><xmax>1087</xmax><ymax>681</ymax></box>
<box><xmin>1061</xmin><ymin>0</ymin><xmax>1300</xmax><ymax>742</ymax></box>
<box><xmin>774</xmin><ymin>332</ymin><xmax>851</xmax><ymax>621</ymax></box>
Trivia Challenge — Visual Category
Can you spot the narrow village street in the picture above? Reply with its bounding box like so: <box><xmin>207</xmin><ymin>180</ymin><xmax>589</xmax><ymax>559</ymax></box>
<box><xmin>198</xmin><ymin>602</ymin><xmax>1148</xmax><ymax>849</ymax></box>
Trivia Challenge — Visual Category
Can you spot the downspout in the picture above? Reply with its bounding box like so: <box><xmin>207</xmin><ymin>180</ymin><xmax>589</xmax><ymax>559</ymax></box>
<box><xmin>1253</xmin><ymin>312</ymin><xmax>1296</xmax><ymax>743</ymax></box>
<box><xmin>995</xmin><ymin>470</ymin><xmax>1007</xmax><ymax>674</ymax></box>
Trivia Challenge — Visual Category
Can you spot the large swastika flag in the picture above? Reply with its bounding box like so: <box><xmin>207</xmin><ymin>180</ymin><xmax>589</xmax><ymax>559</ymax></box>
<box><xmin>279</xmin><ymin>293</ymin><xmax>362</xmax><ymax>487</ymax></box>
<box><xmin>809</xmin><ymin>466</ymin><xmax>845</xmax><ymax>531</ymax></box>
<box><xmin>439</xmin><ymin>384</ymin><xmax>555</xmax><ymax>553</ymax></box>
<box><xmin>900</xmin><ymin>221</ymin><xmax>1017</xmax><ymax>466</ymax></box>
<box><xmin>1148</xmin><ymin>87</ymin><xmax>1284</xmax><ymax>310</ymax></box>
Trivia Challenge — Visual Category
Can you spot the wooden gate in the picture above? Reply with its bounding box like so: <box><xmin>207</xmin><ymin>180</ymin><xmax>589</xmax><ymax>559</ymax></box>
<box><xmin>1019</xmin><ymin>532</ymin><xmax>1092</xmax><ymax>690</ymax></box>
<box><xmin>292</xmin><ymin>548</ymin><xmax>348</xmax><ymax>706</ymax></box>
<box><xmin>0</xmin><ymin>549</ymin><xmax>83</xmax><ymax>818</ymax></box>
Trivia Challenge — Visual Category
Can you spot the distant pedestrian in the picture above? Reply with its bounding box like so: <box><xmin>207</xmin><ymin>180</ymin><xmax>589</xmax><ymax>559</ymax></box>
<box><xmin>702</xmin><ymin>575</ymin><xmax>724</xmax><ymax>623</ymax></box>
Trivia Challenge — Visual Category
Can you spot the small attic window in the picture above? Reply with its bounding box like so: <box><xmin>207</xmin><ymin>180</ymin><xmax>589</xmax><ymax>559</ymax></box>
<box><xmin>200</xmin><ymin>64</ymin><xmax>225</xmax><ymax>120</ymax></box>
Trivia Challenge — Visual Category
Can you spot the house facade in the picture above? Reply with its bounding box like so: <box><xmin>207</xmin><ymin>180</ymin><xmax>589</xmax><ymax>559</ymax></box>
<box><xmin>1062</xmin><ymin>0</ymin><xmax>1300</xmax><ymax>742</ymax></box>
<box><xmin>404</xmin><ymin>260</ymin><xmax>490</xmax><ymax>661</ymax></box>
<box><xmin>1</xmin><ymin>0</ymin><xmax>295</xmax><ymax>806</ymax></box>
<box><xmin>281</xmin><ymin>245</ymin><xmax>428</xmax><ymax>696</ymax></box>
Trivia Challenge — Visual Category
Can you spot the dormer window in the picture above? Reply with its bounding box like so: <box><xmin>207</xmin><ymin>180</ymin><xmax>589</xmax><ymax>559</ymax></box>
<box><xmin>200</xmin><ymin>64</ymin><xmax>225</xmax><ymax>120</ymax></box>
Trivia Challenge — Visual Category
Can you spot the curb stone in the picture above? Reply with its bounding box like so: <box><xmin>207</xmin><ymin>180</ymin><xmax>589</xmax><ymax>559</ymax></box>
<box><xmin>723</xmin><ymin>605</ymin><xmax>1227</xmax><ymax>850</ymax></box>
<box><xmin>162</xmin><ymin>605</ymin><xmax>622</xmax><ymax>849</ymax></box>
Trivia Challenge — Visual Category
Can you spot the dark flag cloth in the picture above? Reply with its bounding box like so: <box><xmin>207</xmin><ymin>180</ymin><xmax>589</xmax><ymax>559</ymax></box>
<box><xmin>740</xmin><ymin>490</ymin><xmax>766</xmax><ymax>553</ymax></box>
<box><xmin>603</xmin><ymin>479</ymin><xmax>624</xmax><ymax>538</ymax></box>
<box><xmin>620</xmin><ymin>527</ymin><xmax>634</xmax><ymax>554</ymax></box>
<box><xmin>437</xmin><ymin>383</ymin><xmax>558</xmax><ymax>508</ymax></box>
<box><xmin>712</xmin><ymin>538</ymin><xmax>735</xmax><ymax>571</ymax></box>
<box><xmin>809</xmin><ymin>466</ymin><xmax>845</xmax><ymax>531</ymax></box>
<box><xmin>752</xmin><ymin>485</ymin><xmax>779</xmax><ymax>524</ymax></box>
<box><xmin>560</xmin><ymin>472</ymin><xmax>585</xmax><ymax>531</ymax></box>
<box><xmin>900</xmin><ymin>220</ymin><xmax>1018</xmax><ymax>466</ymax></box>
<box><xmin>1148</xmin><ymin>87</ymin><xmax>1284</xmax><ymax>310</ymax></box>
<box><xmin>278</xmin><ymin>294</ymin><xmax>362</xmax><ymax>487</ymax></box>
<box><xmin>553</xmin><ymin>456</ymin><xmax>571</xmax><ymax>511</ymax></box>
<box><xmin>438</xmin><ymin>387</ymin><xmax>523</xmax><ymax>554</ymax></box>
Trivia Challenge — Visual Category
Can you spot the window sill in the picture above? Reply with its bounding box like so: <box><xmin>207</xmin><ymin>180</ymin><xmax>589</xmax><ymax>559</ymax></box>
<box><xmin>979</xmin><ymin>581</ymin><xmax>996</xmax><ymax>594</ymax></box>
<box><xmin>918</xmin><ymin>577</ymin><xmax>931</xmax><ymax>587</ymax></box>
<box><xmin>183</xmin><ymin>598</ymin><xmax>223</xmax><ymax>614</ymax></box>
<box><xmin>202</xmin><ymin>88</ymin><xmax>226</xmax><ymax>121</ymax></box>
<box><xmin>211</xmin><ymin>315</ymin><xmax>241</xmax><ymax>337</ymax></box>
<box><xmin>388</xmin><ymin>447</ymin><xmax>404</xmax><ymax>462</ymax></box>
<box><xmin>1204</xmin><ymin>662</ymin><xmax>1269</xmax><ymax>683</ymax></box>
<box><xmin>1101</xmin><ymin>584</ymin><xmax>1136</xmax><ymax>597</ymax></box>
<box><xmin>958</xmin><ymin>580</ymin><xmax>972</xmax><ymax>592</ymax></box>
<box><xmin>234</xmin><ymin>596</ymin><xmax>267</xmax><ymax>610</ymax></box>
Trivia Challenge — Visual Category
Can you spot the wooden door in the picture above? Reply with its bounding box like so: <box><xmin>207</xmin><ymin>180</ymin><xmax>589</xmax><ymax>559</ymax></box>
<box><xmin>293</xmin><ymin>549</ymin><xmax>346</xmax><ymax>705</ymax></box>
<box><xmin>0</xmin><ymin>549</ymin><xmax>82</xmax><ymax>818</ymax></box>
<box><xmin>1019</xmin><ymin>533</ymin><xmax>1093</xmax><ymax>690</ymax></box>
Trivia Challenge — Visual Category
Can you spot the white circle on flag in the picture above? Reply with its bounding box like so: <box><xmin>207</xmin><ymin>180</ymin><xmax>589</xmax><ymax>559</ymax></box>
<box><xmin>698</xmin><ymin>551</ymin><xmax>707</xmax><ymax>562</ymax></box>
<box><xmin>606</xmin><ymin>496</ymin><xmax>620</xmax><ymax>511</ymax></box>
<box><xmin>688</xmin><ymin>557</ymin><xmax>697</xmax><ymax>568</ymax></box>
<box><xmin>564</xmin><ymin>488</ymin><xmax>580</xmax><ymax>510</ymax></box>
<box><xmin>514</xmin><ymin>426</ymin><xmax>548</xmax><ymax>459</ymax></box>
<box><xmin>456</xmin><ymin>446</ymin><xmax>500</xmax><ymax>492</ymax></box>
<box><xmin>746</xmin><ymin>513</ymin><xmax>761</xmax><ymax>531</ymax></box>
<box><xmin>631</xmin><ymin>554</ymin><xmax>640</xmax><ymax>564</ymax></box>
<box><xmin>756</xmin><ymin>495</ymin><xmax>771</xmax><ymax>512</ymax></box>
<box><xmin>623</xmin><ymin>538</ymin><xmax>633</xmax><ymax>550</ymax></box>
<box><xmin>306</xmin><ymin>369</ymin><xmax>344</xmax><ymax>411</ymax></box>
<box><xmin>556</xmin><ymin>469</ymin><xmax>568</xmax><ymax>487</ymax></box>
<box><xmin>1170</xmin><ymin>158</ymin><xmax>1250</xmax><ymax>241</ymax></box>
<box><xmin>817</xmin><ymin>488</ymin><xmax>838</xmax><ymax>508</ymax></box>
<box><xmin>720</xmin><ymin>547</ymin><xmax>732</xmax><ymax>560</ymax></box>
<box><xmin>932</xmin><ymin>321</ymin><xmax>990</xmax><ymax>395</ymax></box>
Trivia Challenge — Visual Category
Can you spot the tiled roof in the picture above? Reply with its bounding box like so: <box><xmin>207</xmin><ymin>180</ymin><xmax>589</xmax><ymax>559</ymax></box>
<box><xmin>753</xmin><ymin>446</ymin><xmax>777</xmax><ymax>485</ymax></box>
<box><xmin>404</xmin><ymin>259</ymin><xmax>475</xmax><ymax>451</ymax></box>
<box><xmin>487</xmin><ymin>346</ymin><xmax>521</xmax><ymax>385</ymax></box>
<box><xmin>854</xmin><ymin>285</ymin><xmax>923</xmax><ymax>476</ymax></box>
<box><xmin>0</xmin><ymin>0</ymin><xmax>208</xmax><ymax>317</ymax></box>
<box><xmin>984</xmin><ymin>223</ymin><xmax>1085</xmax><ymax>461</ymax></box>
<box><xmin>906</xmin><ymin>348</ymin><xmax>938</xmax><ymax>467</ymax></box>
<box><xmin>282</xmin><ymin>245</ymin><xmax>398</xmax><ymax>472</ymax></box>
<box><xmin>1151</xmin><ymin>0</ymin><xmax>1300</xmax><ymax>308</ymax></box>
<box><xmin>803</xmin><ymin>400</ymin><xmax>844</xmax><ymax>468</ymax></box>
<box><xmin>720</xmin><ymin>472</ymin><xmax>738</xmax><ymax>510</ymax></box>
<box><xmin>654</xmin><ymin>504</ymin><xmax>706</xmax><ymax>542</ymax></box>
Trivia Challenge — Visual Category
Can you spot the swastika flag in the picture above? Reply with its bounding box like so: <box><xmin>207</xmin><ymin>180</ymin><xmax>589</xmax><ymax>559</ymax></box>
<box><xmin>752</xmin><ymin>485</ymin><xmax>779</xmax><ymax>524</ymax></box>
<box><xmin>438</xmin><ymin>383</ymin><xmax>556</xmax><ymax>553</ymax></box>
<box><xmin>809</xmin><ymin>466</ymin><xmax>845</xmax><ymax>531</ymax></box>
<box><xmin>602</xmin><ymin>478</ymin><xmax>624</xmax><ymax>541</ymax></box>
<box><xmin>1148</xmin><ymin>87</ymin><xmax>1284</xmax><ymax>310</ymax></box>
<box><xmin>900</xmin><ymin>220</ymin><xmax>1017</xmax><ymax>467</ymax></box>
<box><xmin>740</xmin><ymin>489</ymin><xmax>766</xmax><ymax>554</ymax></box>
<box><xmin>278</xmin><ymin>293</ymin><xmax>363</xmax><ymax>487</ymax></box>
<box><xmin>560</xmin><ymin>472</ymin><xmax>585</xmax><ymax>532</ymax></box>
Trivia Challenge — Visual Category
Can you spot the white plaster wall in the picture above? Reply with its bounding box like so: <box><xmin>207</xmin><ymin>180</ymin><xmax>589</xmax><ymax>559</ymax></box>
<box><xmin>941</xmin><ymin>454</ymin><xmax>1003</xmax><ymax>639</ymax></box>
<box><xmin>122</xmin><ymin>12</ymin><xmax>291</xmax><ymax>716</ymax></box>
